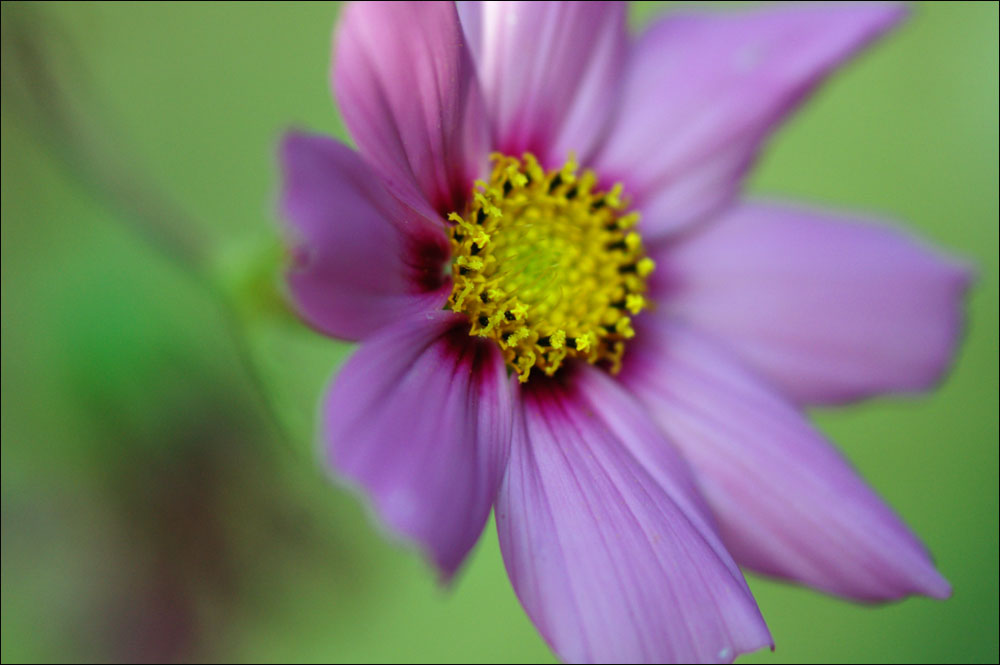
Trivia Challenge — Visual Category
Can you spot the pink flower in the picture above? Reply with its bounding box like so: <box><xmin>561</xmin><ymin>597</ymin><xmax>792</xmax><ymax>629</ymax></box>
<box><xmin>279</xmin><ymin>2</ymin><xmax>970</xmax><ymax>662</ymax></box>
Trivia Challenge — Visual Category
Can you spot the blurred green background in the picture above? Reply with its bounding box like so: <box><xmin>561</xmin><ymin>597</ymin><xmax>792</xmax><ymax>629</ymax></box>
<box><xmin>1</xmin><ymin>1</ymin><xmax>997</xmax><ymax>663</ymax></box>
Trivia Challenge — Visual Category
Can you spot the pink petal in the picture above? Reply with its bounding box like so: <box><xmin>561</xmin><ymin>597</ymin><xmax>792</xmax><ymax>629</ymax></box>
<box><xmin>280</xmin><ymin>132</ymin><xmax>451</xmax><ymax>342</ymax></box>
<box><xmin>496</xmin><ymin>366</ymin><xmax>771</xmax><ymax>663</ymax></box>
<box><xmin>593</xmin><ymin>2</ymin><xmax>906</xmax><ymax>239</ymax></box>
<box><xmin>621</xmin><ymin>319</ymin><xmax>952</xmax><ymax>601</ymax></box>
<box><xmin>457</xmin><ymin>1</ymin><xmax>627</xmax><ymax>168</ymax></box>
<box><xmin>656</xmin><ymin>201</ymin><xmax>972</xmax><ymax>405</ymax></box>
<box><xmin>333</xmin><ymin>1</ymin><xmax>489</xmax><ymax>218</ymax></box>
<box><xmin>324</xmin><ymin>311</ymin><xmax>512</xmax><ymax>577</ymax></box>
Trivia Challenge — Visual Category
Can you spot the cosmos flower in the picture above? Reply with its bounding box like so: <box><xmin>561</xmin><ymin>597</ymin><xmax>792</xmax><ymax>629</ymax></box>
<box><xmin>278</xmin><ymin>2</ymin><xmax>970</xmax><ymax>662</ymax></box>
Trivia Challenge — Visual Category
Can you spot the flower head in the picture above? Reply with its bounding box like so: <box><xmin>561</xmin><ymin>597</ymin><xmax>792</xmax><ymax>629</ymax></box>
<box><xmin>279</xmin><ymin>2</ymin><xmax>970</xmax><ymax>662</ymax></box>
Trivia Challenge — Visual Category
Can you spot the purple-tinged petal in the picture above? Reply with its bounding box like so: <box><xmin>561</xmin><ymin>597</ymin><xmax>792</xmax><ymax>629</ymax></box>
<box><xmin>654</xmin><ymin>201</ymin><xmax>972</xmax><ymax>405</ymax></box>
<box><xmin>622</xmin><ymin>319</ymin><xmax>952</xmax><ymax>601</ymax></box>
<box><xmin>333</xmin><ymin>1</ymin><xmax>489</xmax><ymax>218</ymax></box>
<box><xmin>496</xmin><ymin>366</ymin><xmax>771</xmax><ymax>663</ymax></box>
<box><xmin>458</xmin><ymin>1</ymin><xmax>627</xmax><ymax>168</ymax></box>
<box><xmin>324</xmin><ymin>311</ymin><xmax>512</xmax><ymax>577</ymax></box>
<box><xmin>593</xmin><ymin>3</ymin><xmax>906</xmax><ymax>239</ymax></box>
<box><xmin>280</xmin><ymin>132</ymin><xmax>451</xmax><ymax>342</ymax></box>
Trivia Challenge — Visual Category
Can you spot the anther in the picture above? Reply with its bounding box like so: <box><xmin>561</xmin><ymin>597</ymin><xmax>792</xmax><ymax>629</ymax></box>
<box><xmin>445</xmin><ymin>153</ymin><xmax>653</xmax><ymax>382</ymax></box>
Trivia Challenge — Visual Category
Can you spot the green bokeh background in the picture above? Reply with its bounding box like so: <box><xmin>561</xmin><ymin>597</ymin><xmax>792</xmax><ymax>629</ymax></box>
<box><xmin>1</xmin><ymin>2</ymin><xmax>997</xmax><ymax>662</ymax></box>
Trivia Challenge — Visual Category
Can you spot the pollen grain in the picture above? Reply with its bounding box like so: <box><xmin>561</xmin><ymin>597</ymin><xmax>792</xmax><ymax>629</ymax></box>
<box><xmin>446</xmin><ymin>153</ymin><xmax>654</xmax><ymax>382</ymax></box>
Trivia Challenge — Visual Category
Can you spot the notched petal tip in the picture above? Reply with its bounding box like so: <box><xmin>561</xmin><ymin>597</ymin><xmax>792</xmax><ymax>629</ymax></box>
<box><xmin>593</xmin><ymin>0</ymin><xmax>914</xmax><ymax>241</ymax></box>
<box><xmin>498</xmin><ymin>366</ymin><xmax>772</xmax><ymax>663</ymax></box>
<box><xmin>659</xmin><ymin>201</ymin><xmax>974</xmax><ymax>405</ymax></box>
<box><xmin>622</xmin><ymin>318</ymin><xmax>958</xmax><ymax>605</ymax></box>
<box><xmin>277</xmin><ymin>131</ymin><xmax>452</xmax><ymax>341</ymax></box>
<box><xmin>915</xmin><ymin>251</ymin><xmax>976</xmax><ymax>394</ymax></box>
<box><xmin>322</xmin><ymin>312</ymin><xmax>513</xmax><ymax>579</ymax></box>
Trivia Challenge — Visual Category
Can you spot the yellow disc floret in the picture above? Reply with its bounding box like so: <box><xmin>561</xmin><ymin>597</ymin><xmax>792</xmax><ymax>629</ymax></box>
<box><xmin>446</xmin><ymin>153</ymin><xmax>654</xmax><ymax>383</ymax></box>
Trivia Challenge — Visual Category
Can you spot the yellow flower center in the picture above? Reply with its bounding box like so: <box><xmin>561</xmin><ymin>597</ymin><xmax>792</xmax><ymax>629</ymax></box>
<box><xmin>446</xmin><ymin>153</ymin><xmax>654</xmax><ymax>383</ymax></box>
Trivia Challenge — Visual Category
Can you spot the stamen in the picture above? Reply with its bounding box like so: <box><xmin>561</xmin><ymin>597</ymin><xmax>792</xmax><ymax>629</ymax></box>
<box><xmin>446</xmin><ymin>153</ymin><xmax>654</xmax><ymax>383</ymax></box>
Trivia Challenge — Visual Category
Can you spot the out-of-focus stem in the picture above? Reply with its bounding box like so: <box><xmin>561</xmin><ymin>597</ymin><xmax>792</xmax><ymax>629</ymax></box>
<box><xmin>1</xmin><ymin>3</ymin><xmax>291</xmax><ymax>446</ymax></box>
